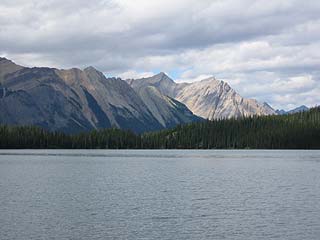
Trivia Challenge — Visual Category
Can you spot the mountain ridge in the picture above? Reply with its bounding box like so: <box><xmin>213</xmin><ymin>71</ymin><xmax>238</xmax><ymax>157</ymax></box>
<box><xmin>0</xmin><ymin>58</ymin><xmax>201</xmax><ymax>133</ymax></box>
<box><xmin>129</xmin><ymin>73</ymin><xmax>277</xmax><ymax>120</ymax></box>
<box><xmin>2</xmin><ymin>57</ymin><xmax>308</xmax><ymax>134</ymax></box>
<box><xmin>276</xmin><ymin>105</ymin><xmax>309</xmax><ymax>115</ymax></box>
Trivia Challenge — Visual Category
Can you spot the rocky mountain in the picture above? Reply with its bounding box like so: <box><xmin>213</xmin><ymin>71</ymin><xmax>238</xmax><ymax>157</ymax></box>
<box><xmin>276</xmin><ymin>105</ymin><xmax>309</xmax><ymax>115</ymax></box>
<box><xmin>0</xmin><ymin>57</ymin><xmax>282</xmax><ymax>133</ymax></box>
<box><xmin>131</xmin><ymin>82</ymin><xmax>202</xmax><ymax>128</ymax></box>
<box><xmin>129</xmin><ymin>73</ymin><xmax>276</xmax><ymax>120</ymax></box>
<box><xmin>129</xmin><ymin>72</ymin><xmax>187</xmax><ymax>98</ymax></box>
<box><xmin>275</xmin><ymin>109</ymin><xmax>287</xmax><ymax>115</ymax></box>
<box><xmin>0</xmin><ymin>58</ymin><xmax>200</xmax><ymax>133</ymax></box>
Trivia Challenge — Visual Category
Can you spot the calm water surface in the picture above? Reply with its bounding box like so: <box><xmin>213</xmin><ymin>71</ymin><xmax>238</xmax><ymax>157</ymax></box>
<box><xmin>1</xmin><ymin>150</ymin><xmax>320</xmax><ymax>240</ymax></box>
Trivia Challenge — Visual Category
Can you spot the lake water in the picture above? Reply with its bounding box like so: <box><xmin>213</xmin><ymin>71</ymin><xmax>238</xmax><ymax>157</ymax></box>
<box><xmin>1</xmin><ymin>150</ymin><xmax>320</xmax><ymax>240</ymax></box>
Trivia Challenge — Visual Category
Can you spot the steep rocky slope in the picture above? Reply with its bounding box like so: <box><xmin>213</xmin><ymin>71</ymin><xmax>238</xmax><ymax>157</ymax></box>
<box><xmin>133</xmin><ymin>85</ymin><xmax>202</xmax><ymax>128</ymax></box>
<box><xmin>0</xmin><ymin>57</ymin><xmax>277</xmax><ymax>133</ymax></box>
<box><xmin>0</xmin><ymin>58</ymin><xmax>201</xmax><ymax>133</ymax></box>
<box><xmin>130</xmin><ymin>73</ymin><xmax>277</xmax><ymax>120</ymax></box>
<box><xmin>0</xmin><ymin>58</ymin><xmax>163</xmax><ymax>133</ymax></box>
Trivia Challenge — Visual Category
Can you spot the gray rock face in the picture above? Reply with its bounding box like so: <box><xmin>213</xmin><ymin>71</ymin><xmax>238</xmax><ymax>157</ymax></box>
<box><xmin>0</xmin><ymin>58</ymin><xmax>201</xmax><ymax>133</ymax></box>
<box><xmin>0</xmin><ymin>57</ymin><xmax>23</xmax><ymax>83</ymax></box>
<box><xmin>127</xmin><ymin>72</ymin><xmax>203</xmax><ymax>127</ymax></box>
<box><xmin>55</xmin><ymin>66</ymin><xmax>162</xmax><ymax>133</ymax></box>
<box><xmin>1</xmin><ymin>57</ymin><xmax>279</xmax><ymax>133</ymax></box>
<box><xmin>130</xmin><ymin>73</ymin><xmax>277</xmax><ymax>120</ymax></box>
<box><xmin>0</xmin><ymin>65</ymin><xmax>93</xmax><ymax>133</ymax></box>
<box><xmin>0</xmin><ymin>58</ymin><xmax>164</xmax><ymax>133</ymax></box>
<box><xmin>133</xmin><ymin>85</ymin><xmax>202</xmax><ymax>128</ymax></box>
<box><xmin>130</xmin><ymin>72</ymin><xmax>181</xmax><ymax>97</ymax></box>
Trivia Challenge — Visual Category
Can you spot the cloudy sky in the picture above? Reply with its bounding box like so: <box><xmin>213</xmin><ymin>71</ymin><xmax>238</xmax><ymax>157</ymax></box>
<box><xmin>1</xmin><ymin>0</ymin><xmax>319</xmax><ymax>110</ymax></box>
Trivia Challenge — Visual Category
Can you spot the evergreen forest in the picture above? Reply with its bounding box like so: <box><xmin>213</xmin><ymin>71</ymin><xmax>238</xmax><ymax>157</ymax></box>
<box><xmin>1</xmin><ymin>107</ymin><xmax>319</xmax><ymax>149</ymax></box>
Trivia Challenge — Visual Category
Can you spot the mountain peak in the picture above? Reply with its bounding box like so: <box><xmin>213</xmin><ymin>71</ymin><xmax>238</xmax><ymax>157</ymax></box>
<box><xmin>289</xmin><ymin>105</ymin><xmax>309</xmax><ymax>113</ymax></box>
<box><xmin>263</xmin><ymin>102</ymin><xmax>273</xmax><ymax>108</ymax></box>
<box><xmin>0</xmin><ymin>57</ymin><xmax>9</xmax><ymax>61</ymax></box>
<box><xmin>153</xmin><ymin>72</ymin><xmax>174</xmax><ymax>82</ymax></box>
<box><xmin>0</xmin><ymin>57</ymin><xmax>24</xmax><ymax>81</ymax></box>
<box><xmin>0</xmin><ymin>57</ymin><xmax>16</xmax><ymax>65</ymax></box>
<box><xmin>84</xmin><ymin>66</ymin><xmax>99</xmax><ymax>73</ymax></box>
<box><xmin>195</xmin><ymin>76</ymin><xmax>228</xmax><ymax>90</ymax></box>
<box><xmin>155</xmin><ymin>71</ymin><xmax>167</xmax><ymax>76</ymax></box>
<box><xmin>83</xmin><ymin>66</ymin><xmax>105</xmax><ymax>78</ymax></box>
<box><xmin>173</xmin><ymin>75</ymin><xmax>277</xmax><ymax>119</ymax></box>
<box><xmin>276</xmin><ymin>105</ymin><xmax>309</xmax><ymax>115</ymax></box>
<box><xmin>132</xmin><ymin>72</ymin><xmax>176</xmax><ymax>87</ymax></box>
<box><xmin>299</xmin><ymin>105</ymin><xmax>308</xmax><ymax>109</ymax></box>
<box><xmin>262</xmin><ymin>102</ymin><xmax>275</xmax><ymax>114</ymax></box>
<box><xmin>157</xmin><ymin>71</ymin><xmax>166</xmax><ymax>76</ymax></box>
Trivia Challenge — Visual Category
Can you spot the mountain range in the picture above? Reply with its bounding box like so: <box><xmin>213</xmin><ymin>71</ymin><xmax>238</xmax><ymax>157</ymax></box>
<box><xmin>276</xmin><ymin>105</ymin><xmax>309</xmax><ymax>115</ymax></box>
<box><xmin>0</xmin><ymin>58</ymin><xmax>200</xmax><ymax>133</ymax></box>
<box><xmin>0</xmin><ymin>57</ymin><xmax>308</xmax><ymax>133</ymax></box>
<box><xmin>128</xmin><ymin>73</ymin><xmax>276</xmax><ymax>120</ymax></box>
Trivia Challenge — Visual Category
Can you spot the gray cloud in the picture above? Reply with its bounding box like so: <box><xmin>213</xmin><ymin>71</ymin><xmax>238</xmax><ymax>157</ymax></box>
<box><xmin>0</xmin><ymin>0</ymin><xmax>319</xmax><ymax>109</ymax></box>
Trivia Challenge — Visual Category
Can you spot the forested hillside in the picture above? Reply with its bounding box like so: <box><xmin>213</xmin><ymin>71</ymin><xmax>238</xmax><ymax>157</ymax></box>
<box><xmin>143</xmin><ymin>107</ymin><xmax>320</xmax><ymax>149</ymax></box>
<box><xmin>0</xmin><ymin>107</ymin><xmax>319</xmax><ymax>149</ymax></box>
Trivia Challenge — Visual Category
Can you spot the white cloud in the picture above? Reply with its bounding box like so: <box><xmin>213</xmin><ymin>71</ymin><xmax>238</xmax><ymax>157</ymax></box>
<box><xmin>0</xmin><ymin>0</ymin><xmax>320</xmax><ymax>109</ymax></box>
<box><xmin>116</xmin><ymin>70</ymin><xmax>155</xmax><ymax>80</ymax></box>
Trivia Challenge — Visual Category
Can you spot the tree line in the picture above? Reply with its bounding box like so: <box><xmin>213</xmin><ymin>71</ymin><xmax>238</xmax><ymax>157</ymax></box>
<box><xmin>0</xmin><ymin>107</ymin><xmax>319</xmax><ymax>149</ymax></box>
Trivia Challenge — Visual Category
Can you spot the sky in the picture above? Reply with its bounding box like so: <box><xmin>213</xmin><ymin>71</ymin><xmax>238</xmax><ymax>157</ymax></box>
<box><xmin>1</xmin><ymin>0</ymin><xmax>319</xmax><ymax>110</ymax></box>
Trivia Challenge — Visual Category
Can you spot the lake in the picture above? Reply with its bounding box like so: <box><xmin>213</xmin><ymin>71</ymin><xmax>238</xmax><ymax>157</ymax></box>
<box><xmin>1</xmin><ymin>150</ymin><xmax>320</xmax><ymax>239</ymax></box>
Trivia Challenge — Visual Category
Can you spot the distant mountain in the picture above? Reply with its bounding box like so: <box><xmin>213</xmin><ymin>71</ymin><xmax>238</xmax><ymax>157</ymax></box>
<box><xmin>129</xmin><ymin>73</ymin><xmax>204</xmax><ymax>127</ymax></box>
<box><xmin>275</xmin><ymin>109</ymin><xmax>287</xmax><ymax>115</ymax></box>
<box><xmin>0</xmin><ymin>58</ymin><xmax>200</xmax><ymax>133</ymax></box>
<box><xmin>129</xmin><ymin>73</ymin><xmax>276</xmax><ymax>120</ymax></box>
<box><xmin>276</xmin><ymin>105</ymin><xmax>309</xmax><ymax>115</ymax></box>
<box><xmin>0</xmin><ymin>58</ymin><xmax>160</xmax><ymax>133</ymax></box>
<box><xmin>1</xmin><ymin>58</ymin><xmax>288</xmax><ymax>133</ymax></box>
<box><xmin>287</xmin><ymin>105</ymin><xmax>309</xmax><ymax>114</ymax></box>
